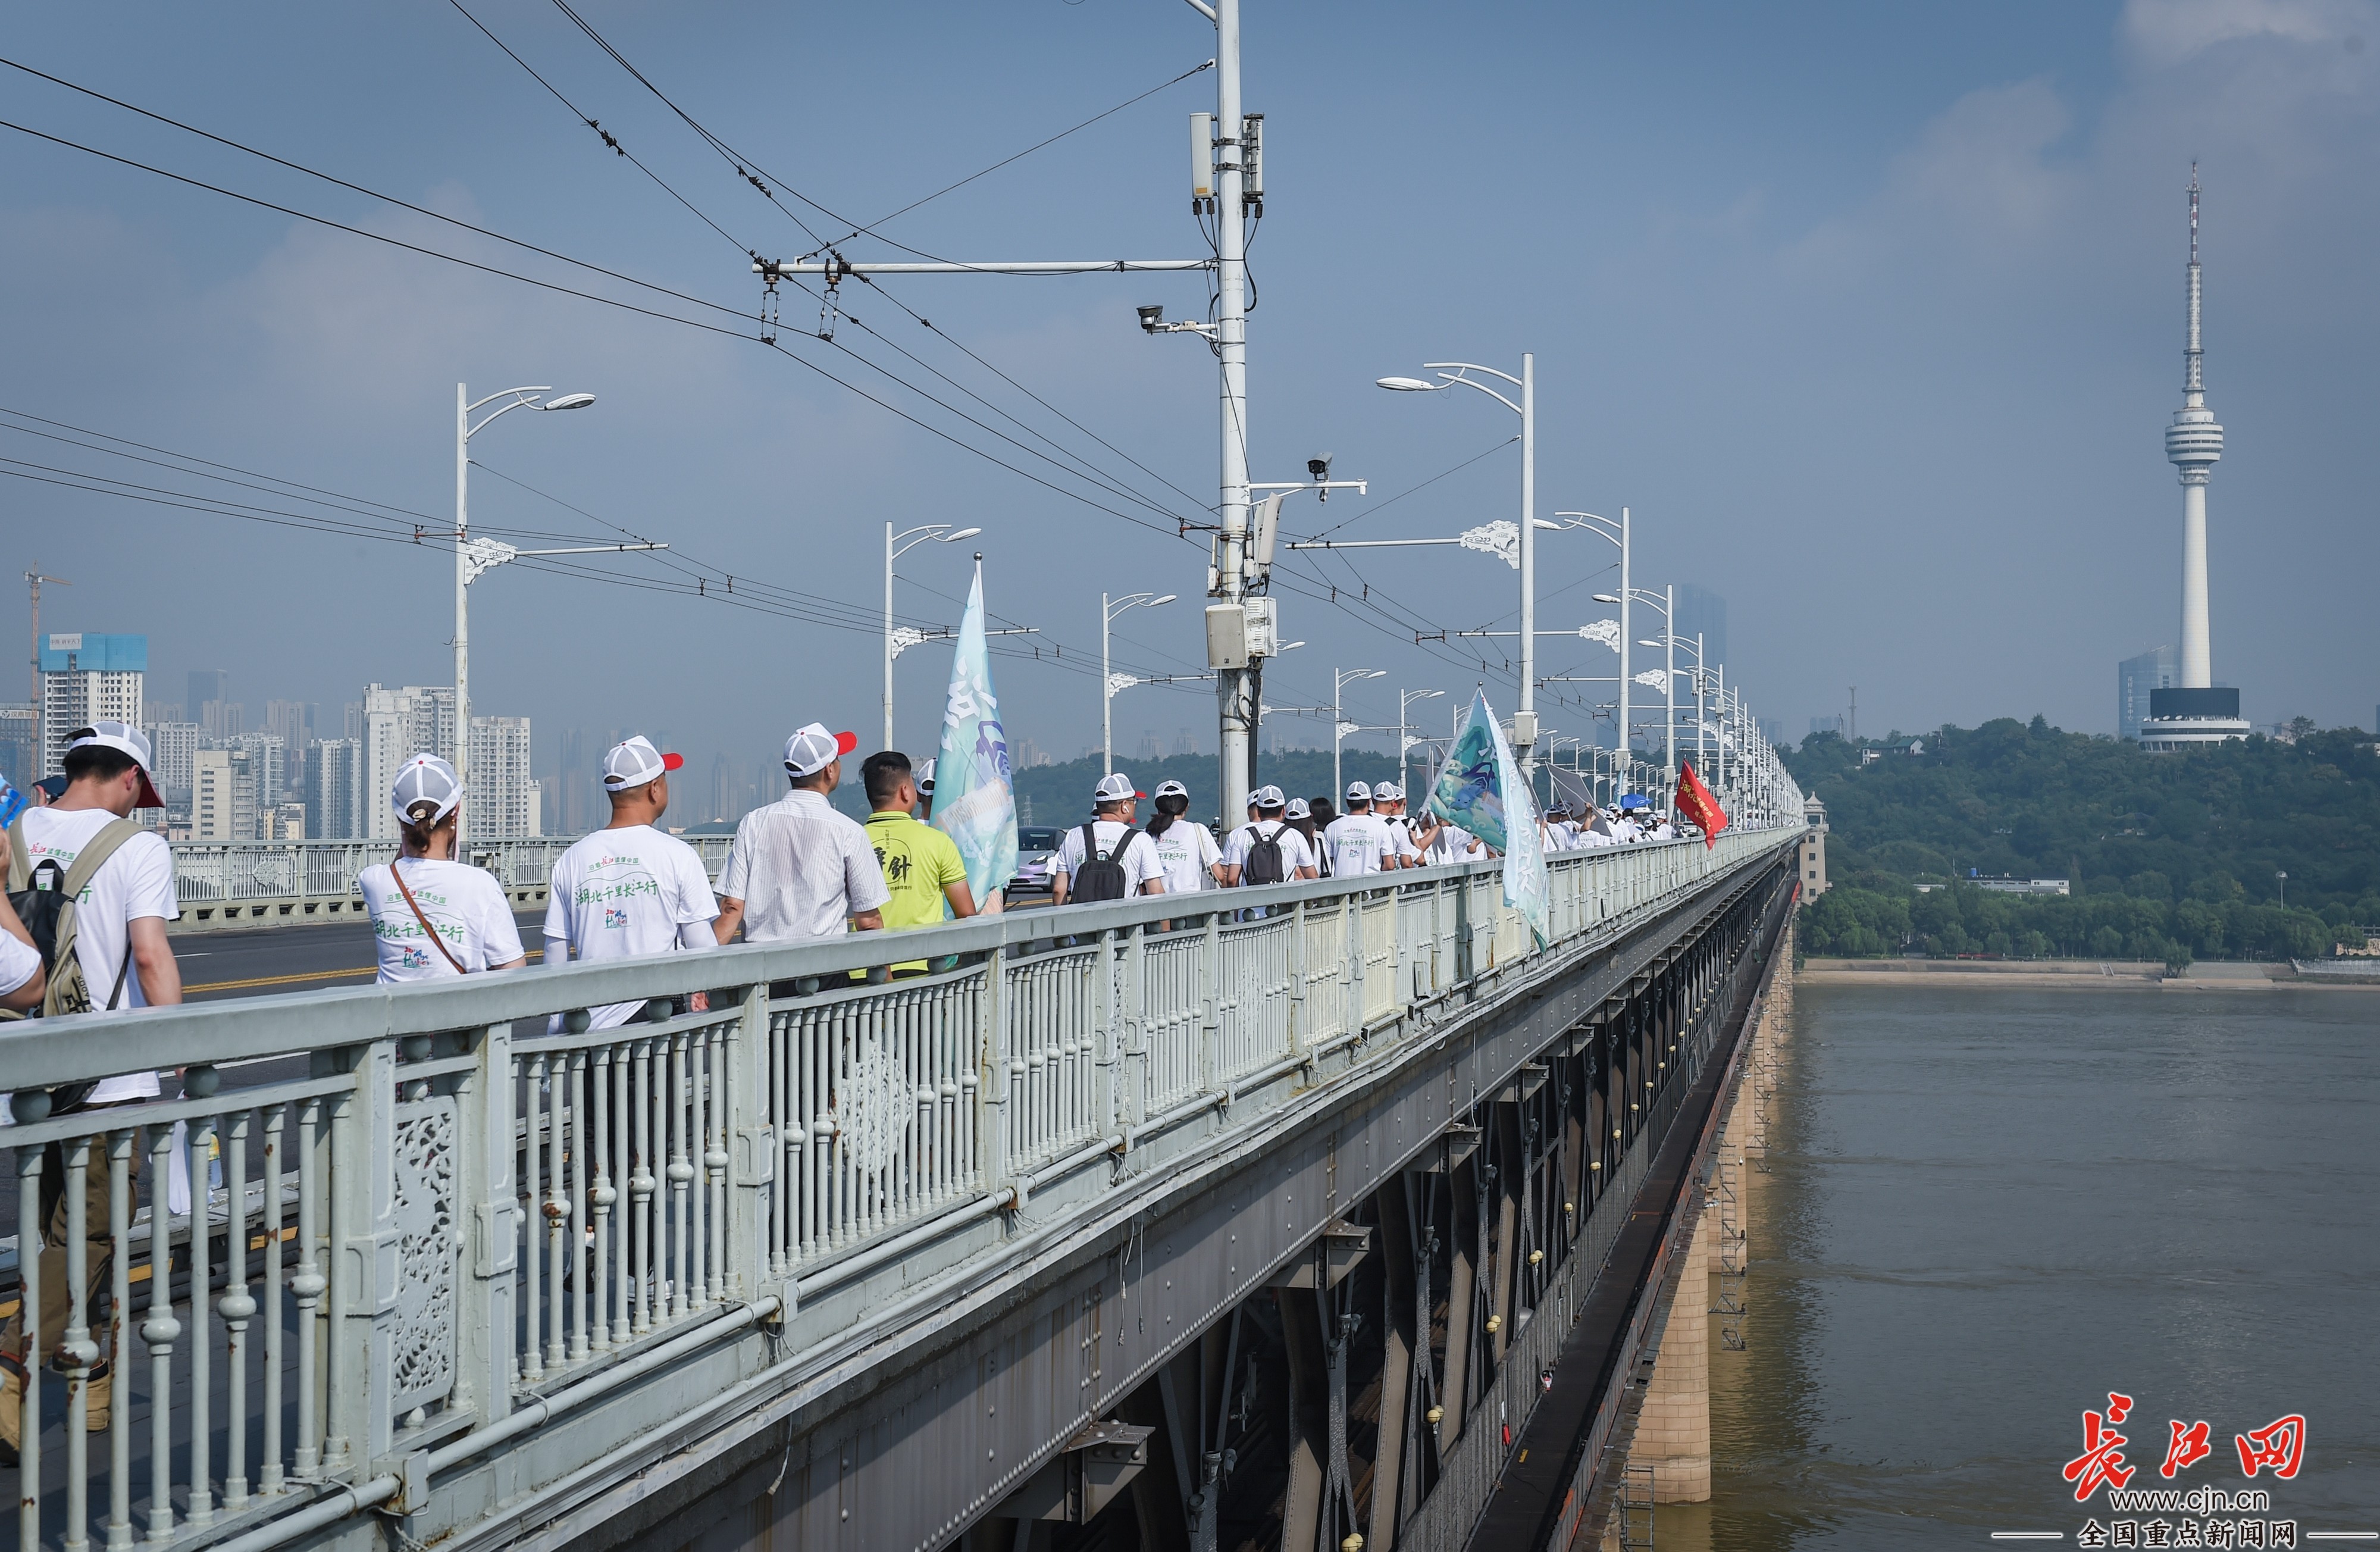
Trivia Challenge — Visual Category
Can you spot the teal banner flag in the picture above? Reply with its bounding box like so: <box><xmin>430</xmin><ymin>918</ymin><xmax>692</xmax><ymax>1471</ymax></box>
<box><xmin>1425</xmin><ymin>690</ymin><xmax>1550</xmax><ymax>946</ymax></box>
<box><xmin>931</xmin><ymin>564</ymin><xmax>1019</xmax><ymax>902</ymax></box>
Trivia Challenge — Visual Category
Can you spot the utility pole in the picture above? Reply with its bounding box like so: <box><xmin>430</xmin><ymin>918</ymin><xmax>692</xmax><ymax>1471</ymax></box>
<box><xmin>26</xmin><ymin>569</ymin><xmax>68</xmax><ymax>777</ymax></box>
<box><xmin>751</xmin><ymin>1</ymin><xmax>1259</xmax><ymax>818</ymax></box>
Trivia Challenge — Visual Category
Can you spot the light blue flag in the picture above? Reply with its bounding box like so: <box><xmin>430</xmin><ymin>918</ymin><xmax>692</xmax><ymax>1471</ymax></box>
<box><xmin>1426</xmin><ymin>690</ymin><xmax>1550</xmax><ymax>946</ymax></box>
<box><xmin>931</xmin><ymin>564</ymin><xmax>1019</xmax><ymax>903</ymax></box>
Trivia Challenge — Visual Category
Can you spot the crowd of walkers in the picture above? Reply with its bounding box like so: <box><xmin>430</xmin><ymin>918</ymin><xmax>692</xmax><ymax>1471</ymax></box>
<box><xmin>0</xmin><ymin>717</ymin><xmax>1698</xmax><ymax>1453</ymax></box>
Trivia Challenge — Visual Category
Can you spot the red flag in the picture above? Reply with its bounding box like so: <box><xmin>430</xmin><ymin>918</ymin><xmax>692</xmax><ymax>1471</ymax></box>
<box><xmin>1673</xmin><ymin>761</ymin><xmax>1728</xmax><ymax>849</ymax></box>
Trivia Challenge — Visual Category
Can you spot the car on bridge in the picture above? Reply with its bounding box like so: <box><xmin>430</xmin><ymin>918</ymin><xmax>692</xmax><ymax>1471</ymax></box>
<box><xmin>1011</xmin><ymin>825</ymin><xmax>1062</xmax><ymax>897</ymax></box>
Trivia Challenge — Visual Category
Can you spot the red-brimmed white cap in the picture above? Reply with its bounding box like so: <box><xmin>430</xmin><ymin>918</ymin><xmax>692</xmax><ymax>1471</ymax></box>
<box><xmin>63</xmin><ymin>722</ymin><xmax>164</xmax><ymax>811</ymax></box>
<box><xmin>1092</xmin><ymin>771</ymin><xmax>1144</xmax><ymax>802</ymax></box>
<box><xmin>784</xmin><ymin>723</ymin><xmax>859</xmax><ymax>778</ymax></box>
<box><xmin>603</xmin><ymin>735</ymin><xmax>684</xmax><ymax>791</ymax></box>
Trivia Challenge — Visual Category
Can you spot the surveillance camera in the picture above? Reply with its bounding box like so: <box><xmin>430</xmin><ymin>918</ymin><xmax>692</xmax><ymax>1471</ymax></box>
<box><xmin>1307</xmin><ymin>453</ymin><xmax>1332</xmax><ymax>480</ymax></box>
<box><xmin>1136</xmin><ymin>304</ymin><xmax>1165</xmax><ymax>333</ymax></box>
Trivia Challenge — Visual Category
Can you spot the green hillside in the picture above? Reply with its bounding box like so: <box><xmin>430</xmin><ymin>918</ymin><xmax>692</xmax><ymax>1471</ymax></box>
<box><xmin>1784</xmin><ymin>718</ymin><xmax>2380</xmax><ymax>963</ymax></box>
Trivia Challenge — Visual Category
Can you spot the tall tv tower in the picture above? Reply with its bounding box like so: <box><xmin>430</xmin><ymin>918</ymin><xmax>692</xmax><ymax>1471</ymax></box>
<box><xmin>2142</xmin><ymin>165</ymin><xmax>2248</xmax><ymax>751</ymax></box>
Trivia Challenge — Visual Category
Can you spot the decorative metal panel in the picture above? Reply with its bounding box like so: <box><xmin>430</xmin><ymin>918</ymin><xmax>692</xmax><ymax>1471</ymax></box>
<box><xmin>390</xmin><ymin>1093</ymin><xmax>461</xmax><ymax>1411</ymax></box>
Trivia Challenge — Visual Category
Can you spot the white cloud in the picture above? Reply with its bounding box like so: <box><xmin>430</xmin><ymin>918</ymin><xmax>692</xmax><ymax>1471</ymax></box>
<box><xmin>2121</xmin><ymin>0</ymin><xmax>2372</xmax><ymax>68</ymax></box>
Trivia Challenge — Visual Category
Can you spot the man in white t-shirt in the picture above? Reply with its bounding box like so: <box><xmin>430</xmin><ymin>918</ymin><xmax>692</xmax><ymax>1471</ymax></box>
<box><xmin>359</xmin><ymin>755</ymin><xmax>530</xmax><ymax>982</ymax></box>
<box><xmin>1323</xmin><ymin>781</ymin><xmax>1397</xmax><ymax>878</ymax></box>
<box><xmin>0</xmin><ymin>835</ymin><xmax>40</xmax><ymax>1012</ymax></box>
<box><xmin>715</xmin><ymin>724</ymin><xmax>889</xmax><ymax>943</ymax></box>
<box><xmin>1223</xmin><ymin>786</ymin><xmax>1317</xmax><ymax>887</ymax></box>
<box><xmin>1053</xmin><ymin>772</ymin><xmax>1166</xmax><ymax>904</ymax></box>
<box><xmin>1142</xmin><ymin>778</ymin><xmax>1223</xmax><ymax>894</ymax></box>
<box><xmin>3</xmin><ymin>722</ymin><xmax>182</xmax><ymax>1455</ymax></box>
<box><xmin>546</xmin><ymin>737</ymin><xmax>720</xmax><ymax>1028</ymax></box>
<box><xmin>1373</xmin><ymin>781</ymin><xmax>1431</xmax><ymax>868</ymax></box>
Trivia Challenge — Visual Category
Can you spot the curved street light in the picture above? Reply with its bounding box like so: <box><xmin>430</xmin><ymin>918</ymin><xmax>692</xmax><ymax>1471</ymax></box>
<box><xmin>883</xmin><ymin>524</ymin><xmax>982</xmax><ymax>747</ymax></box>
<box><xmin>1376</xmin><ymin>356</ymin><xmax>1540</xmax><ymax>768</ymax></box>
<box><xmin>1103</xmin><ymin>591</ymin><xmax>1176</xmax><ymax>773</ymax></box>
<box><xmin>1333</xmin><ymin>668</ymin><xmax>1388</xmax><ymax>797</ymax></box>
<box><xmin>453</xmin><ymin>383</ymin><xmax>600</xmax><ymax>846</ymax></box>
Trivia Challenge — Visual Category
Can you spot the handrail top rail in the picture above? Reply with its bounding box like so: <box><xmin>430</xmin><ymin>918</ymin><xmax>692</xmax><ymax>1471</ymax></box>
<box><xmin>0</xmin><ymin>828</ymin><xmax>1790</xmax><ymax>1092</ymax></box>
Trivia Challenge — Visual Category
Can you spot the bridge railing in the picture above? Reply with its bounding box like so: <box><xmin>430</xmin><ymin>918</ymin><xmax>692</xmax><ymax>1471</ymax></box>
<box><xmin>2</xmin><ymin>824</ymin><xmax>1790</xmax><ymax>1552</ymax></box>
<box><xmin>164</xmin><ymin>837</ymin><xmax>735</xmax><ymax>903</ymax></box>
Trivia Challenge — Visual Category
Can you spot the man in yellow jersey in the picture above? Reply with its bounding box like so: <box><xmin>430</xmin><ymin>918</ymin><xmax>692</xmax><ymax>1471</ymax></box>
<box><xmin>860</xmin><ymin>750</ymin><xmax>976</xmax><ymax>974</ymax></box>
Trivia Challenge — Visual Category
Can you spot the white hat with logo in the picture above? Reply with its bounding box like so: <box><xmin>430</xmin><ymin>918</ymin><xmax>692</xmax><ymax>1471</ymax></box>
<box><xmin>1373</xmin><ymin>781</ymin><xmax>1402</xmax><ymax>803</ymax></box>
<box><xmin>784</xmin><ymin>722</ymin><xmax>859</xmax><ymax>778</ymax></box>
<box><xmin>603</xmin><ymin>735</ymin><xmax>684</xmax><ymax>791</ymax></box>
<box><xmin>1153</xmin><ymin>778</ymin><xmax>1189</xmax><ymax>800</ymax></box>
<box><xmin>1251</xmin><ymin>784</ymin><xmax>1286</xmax><ymax>810</ymax></box>
<box><xmin>390</xmin><ymin>753</ymin><xmax>464</xmax><ymax>826</ymax></box>
<box><xmin>1092</xmin><ymin>771</ymin><xmax>1145</xmax><ymax>803</ymax></box>
<box><xmin>62</xmin><ymin>721</ymin><xmax>164</xmax><ymax>810</ymax></box>
<box><xmin>1285</xmin><ymin>796</ymin><xmax>1311</xmax><ymax>820</ymax></box>
<box><xmin>1345</xmin><ymin>780</ymin><xmax>1371</xmax><ymax>803</ymax></box>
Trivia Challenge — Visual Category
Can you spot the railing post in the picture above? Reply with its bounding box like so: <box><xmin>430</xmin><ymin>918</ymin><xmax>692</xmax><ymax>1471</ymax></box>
<box><xmin>1095</xmin><ymin>928</ymin><xmax>1119</xmax><ymax>1141</ymax></box>
<box><xmin>454</xmin><ymin>1021</ymin><xmax>515</xmax><ymax>1428</ymax></box>
<box><xmin>1288</xmin><ymin>896</ymin><xmax>1309</xmax><ymax>1065</ymax></box>
<box><xmin>1120</xmin><ymin>925</ymin><xmax>1147</xmax><ymax>1137</ymax></box>
<box><xmin>1198</xmin><ymin>910</ymin><xmax>1222</xmax><ymax>1104</ymax></box>
<box><xmin>977</xmin><ymin>943</ymin><xmax>1009</xmax><ymax>1200</ymax></box>
<box><xmin>729</xmin><ymin>981</ymin><xmax>777</xmax><ymax>1303</ymax></box>
<box><xmin>1345</xmin><ymin>887</ymin><xmax>1365</xmax><ymax>1038</ymax></box>
<box><xmin>328</xmin><ymin>1038</ymin><xmax>399</xmax><ymax>1479</ymax></box>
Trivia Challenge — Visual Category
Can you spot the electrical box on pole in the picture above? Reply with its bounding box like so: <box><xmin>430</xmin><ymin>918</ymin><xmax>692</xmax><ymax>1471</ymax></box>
<box><xmin>1206</xmin><ymin>603</ymin><xmax>1249</xmax><ymax>671</ymax></box>
<box><xmin>1242</xmin><ymin>597</ymin><xmax>1279</xmax><ymax>659</ymax></box>
<box><xmin>1250</xmin><ymin>492</ymin><xmax>1285</xmax><ymax>579</ymax></box>
<box><xmin>1241</xmin><ymin>113</ymin><xmax>1264</xmax><ymax>213</ymax></box>
<box><xmin>1190</xmin><ymin>112</ymin><xmax>1214</xmax><ymax>209</ymax></box>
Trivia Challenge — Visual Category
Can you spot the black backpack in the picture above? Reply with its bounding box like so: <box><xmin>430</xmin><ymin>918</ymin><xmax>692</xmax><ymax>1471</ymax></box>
<box><xmin>1240</xmin><ymin>823</ymin><xmax>1287</xmax><ymax>887</ymax></box>
<box><xmin>5</xmin><ymin>812</ymin><xmax>143</xmax><ymax>1113</ymax></box>
<box><xmin>1069</xmin><ymin>822</ymin><xmax>1130</xmax><ymax>903</ymax></box>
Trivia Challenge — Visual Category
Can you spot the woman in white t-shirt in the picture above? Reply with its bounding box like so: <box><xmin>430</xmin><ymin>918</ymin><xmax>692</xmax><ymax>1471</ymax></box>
<box><xmin>1142</xmin><ymin>780</ymin><xmax>1223</xmax><ymax>894</ymax></box>
<box><xmin>358</xmin><ymin>755</ymin><xmax>528</xmax><ymax>983</ymax></box>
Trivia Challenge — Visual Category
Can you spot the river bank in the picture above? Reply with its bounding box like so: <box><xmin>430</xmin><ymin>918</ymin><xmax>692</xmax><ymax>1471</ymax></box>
<box><xmin>1796</xmin><ymin>956</ymin><xmax>2380</xmax><ymax>990</ymax></box>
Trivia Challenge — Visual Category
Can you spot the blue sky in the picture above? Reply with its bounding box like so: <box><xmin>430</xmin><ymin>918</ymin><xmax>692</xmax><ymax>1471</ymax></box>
<box><xmin>4</xmin><ymin>0</ymin><xmax>2374</xmax><ymax>787</ymax></box>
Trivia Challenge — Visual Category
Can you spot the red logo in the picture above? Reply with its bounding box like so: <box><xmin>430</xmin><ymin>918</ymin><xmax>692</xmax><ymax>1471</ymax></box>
<box><xmin>2235</xmin><ymin>1416</ymin><xmax>2306</xmax><ymax>1480</ymax></box>
<box><xmin>2063</xmin><ymin>1394</ymin><xmax>2138</xmax><ymax>1502</ymax></box>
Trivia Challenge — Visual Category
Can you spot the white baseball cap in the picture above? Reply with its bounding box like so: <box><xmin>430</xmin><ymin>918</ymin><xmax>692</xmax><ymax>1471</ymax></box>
<box><xmin>784</xmin><ymin>722</ymin><xmax>859</xmax><ymax>778</ymax></box>
<box><xmin>603</xmin><ymin>735</ymin><xmax>684</xmax><ymax>791</ymax></box>
<box><xmin>1345</xmin><ymin>780</ymin><xmax>1371</xmax><ymax>803</ymax></box>
<box><xmin>62</xmin><ymin>722</ymin><xmax>164</xmax><ymax>810</ymax></box>
<box><xmin>391</xmin><ymin>753</ymin><xmax>463</xmax><ymax>827</ymax></box>
<box><xmin>917</xmin><ymin>758</ymin><xmax>937</xmax><ymax>796</ymax></box>
<box><xmin>1092</xmin><ymin>771</ymin><xmax>1145</xmax><ymax>803</ymax></box>
<box><xmin>1153</xmin><ymin>778</ymin><xmax>1189</xmax><ymax>800</ymax></box>
<box><xmin>1374</xmin><ymin>781</ymin><xmax>1403</xmax><ymax>802</ymax></box>
<box><xmin>1251</xmin><ymin>784</ymin><xmax>1286</xmax><ymax>810</ymax></box>
<box><xmin>1285</xmin><ymin>797</ymin><xmax>1311</xmax><ymax>819</ymax></box>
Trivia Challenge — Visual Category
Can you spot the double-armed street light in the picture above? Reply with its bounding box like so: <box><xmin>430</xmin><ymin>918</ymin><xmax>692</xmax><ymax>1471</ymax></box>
<box><xmin>1333</xmin><ymin>668</ymin><xmax>1387</xmax><ymax>796</ymax></box>
<box><xmin>453</xmin><ymin>384</ymin><xmax>666</xmax><ymax>846</ymax></box>
<box><xmin>1373</xmin><ymin>357</ymin><xmax>1542</xmax><ymax>768</ymax></box>
<box><xmin>883</xmin><ymin>523</ymin><xmax>982</xmax><ymax>747</ymax></box>
<box><xmin>1641</xmin><ymin>631</ymin><xmax>1711</xmax><ymax>779</ymax></box>
<box><xmin>1103</xmin><ymin>590</ymin><xmax>1177</xmax><ymax>773</ymax></box>
<box><xmin>1399</xmin><ymin>687</ymin><xmax>1446</xmax><ymax>797</ymax></box>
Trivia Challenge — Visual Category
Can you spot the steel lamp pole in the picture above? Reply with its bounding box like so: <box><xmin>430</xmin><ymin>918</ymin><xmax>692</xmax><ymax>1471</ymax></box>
<box><xmin>1103</xmin><ymin>591</ymin><xmax>1176</xmax><ymax>773</ymax></box>
<box><xmin>884</xmin><ymin>522</ymin><xmax>982</xmax><ymax>748</ymax></box>
<box><xmin>455</xmin><ymin>383</ymin><xmax>596</xmax><ymax>846</ymax></box>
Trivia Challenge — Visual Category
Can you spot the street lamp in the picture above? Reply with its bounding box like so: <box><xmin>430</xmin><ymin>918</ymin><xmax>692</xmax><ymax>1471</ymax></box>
<box><xmin>884</xmin><ymin>523</ymin><xmax>982</xmax><ymax>747</ymax></box>
<box><xmin>1642</xmin><ymin>631</ymin><xmax>1709</xmax><ymax>778</ymax></box>
<box><xmin>1334</xmin><ymin>668</ymin><xmax>1386</xmax><ymax>797</ymax></box>
<box><xmin>1377</xmin><ymin>356</ymin><xmax>1539</xmax><ymax>768</ymax></box>
<box><xmin>1399</xmin><ymin>688</ymin><xmax>1446</xmax><ymax>796</ymax></box>
<box><xmin>453</xmin><ymin>383</ymin><xmax>609</xmax><ymax>846</ymax></box>
<box><xmin>1103</xmin><ymin>591</ymin><xmax>1176</xmax><ymax>772</ymax></box>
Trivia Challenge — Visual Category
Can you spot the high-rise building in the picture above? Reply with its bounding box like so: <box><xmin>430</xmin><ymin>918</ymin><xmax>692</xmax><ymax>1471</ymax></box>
<box><xmin>2117</xmin><ymin>646</ymin><xmax>2178</xmax><ymax>741</ymax></box>
<box><xmin>187</xmin><ymin>669</ymin><xmax>228</xmax><ymax>718</ymax></box>
<box><xmin>1671</xmin><ymin>585</ymin><xmax>1729</xmax><ymax>674</ymax></box>
<box><xmin>265</xmin><ymin>700</ymin><xmax>311</xmax><ymax>787</ymax></box>
<box><xmin>308</xmin><ymin>737</ymin><xmax>362</xmax><ymax>838</ymax></box>
<box><xmin>191</xmin><ymin>746</ymin><xmax>258</xmax><ymax>841</ymax></box>
<box><xmin>201</xmin><ymin>697</ymin><xmax>245</xmax><ymax>738</ymax></box>
<box><xmin>39</xmin><ymin>633</ymin><xmax>146</xmax><ymax>776</ymax></box>
<box><xmin>359</xmin><ymin>684</ymin><xmax>458</xmax><ymax>838</ymax></box>
<box><xmin>0</xmin><ymin>703</ymin><xmax>35</xmax><ymax>790</ymax></box>
<box><xmin>468</xmin><ymin>715</ymin><xmax>538</xmax><ymax>837</ymax></box>
<box><xmin>2141</xmin><ymin>168</ymin><xmax>2250</xmax><ymax>753</ymax></box>
<box><xmin>143</xmin><ymin>719</ymin><xmax>204</xmax><ymax>799</ymax></box>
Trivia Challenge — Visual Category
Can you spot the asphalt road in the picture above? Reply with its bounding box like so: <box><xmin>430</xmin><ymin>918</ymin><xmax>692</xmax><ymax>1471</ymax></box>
<box><xmin>173</xmin><ymin>914</ymin><xmax>550</xmax><ymax>1000</ymax></box>
<box><xmin>172</xmin><ymin>893</ymin><xmax>1057</xmax><ymax>1000</ymax></box>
